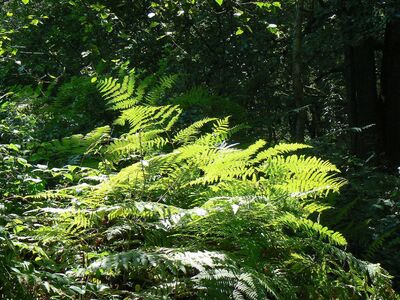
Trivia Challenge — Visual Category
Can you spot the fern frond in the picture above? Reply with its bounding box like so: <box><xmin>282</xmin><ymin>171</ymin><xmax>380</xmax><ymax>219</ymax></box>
<box><xmin>144</xmin><ymin>74</ymin><xmax>178</xmax><ymax>105</ymax></box>
<box><xmin>254</xmin><ymin>143</ymin><xmax>311</xmax><ymax>162</ymax></box>
<box><xmin>114</xmin><ymin>105</ymin><xmax>180</xmax><ymax>133</ymax></box>
<box><xmin>106</xmin><ymin>130</ymin><xmax>168</xmax><ymax>163</ymax></box>
<box><xmin>98</xmin><ymin>70</ymin><xmax>137</xmax><ymax>110</ymax></box>
<box><xmin>31</xmin><ymin>126</ymin><xmax>111</xmax><ymax>164</ymax></box>
<box><xmin>189</xmin><ymin>140</ymin><xmax>266</xmax><ymax>186</ymax></box>
<box><xmin>82</xmin><ymin>248</ymin><xmax>227</xmax><ymax>277</ymax></box>
<box><xmin>173</xmin><ymin>117</ymin><xmax>217</xmax><ymax>144</ymax></box>
<box><xmin>194</xmin><ymin>268</ymin><xmax>279</xmax><ymax>300</ymax></box>
<box><xmin>279</xmin><ymin>213</ymin><xmax>347</xmax><ymax>246</ymax></box>
<box><xmin>259</xmin><ymin>154</ymin><xmax>346</xmax><ymax>198</ymax></box>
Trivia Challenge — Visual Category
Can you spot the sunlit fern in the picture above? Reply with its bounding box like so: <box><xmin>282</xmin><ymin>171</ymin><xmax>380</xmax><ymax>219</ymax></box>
<box><xmin>8</xmin><ymin>71</ymin><xmax>397</xmax><ymax>300</ymax></box>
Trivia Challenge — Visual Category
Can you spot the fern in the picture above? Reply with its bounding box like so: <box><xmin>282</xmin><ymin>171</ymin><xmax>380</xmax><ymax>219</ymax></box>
<box><xmin>100</xmin><ymin>70</ymin><xmax>136</xmax><ymax>105</ymax></box>
<box><xmin>114</xmin><ymin>105</ymin><xmax>180</xmax><ymax>130</ymax></box>
<box><xmin>98</xmin><ymin>71</ymin><xmax>178</xmax><ymax>110</ymax></box>
<box><xmin>173</xmin><ymin>117</ymin><xmax>217</xmax><ymax>144</ymax></box>
<box><xmin>279</xmin><ymin>213</ymin><xmax>347</xmax><ymax>246</ymax></box>
<box><xmin>254</xmin><ymin>142</ymin><xmax>312</xmax><ymax>162</ymax></box>
<box><xmin>30</xmin><ymin>126</ymin><xmax>111</xmax><ymax>165</ymax></box>
<box><xmin>106</xmin><ymin>130</ymin><xmax>168</xmax><ymax>163</ymax></box>
<box><xmin>144</xmin><ymin>74</ymin><xmax>178</xmax><ymax>105</ymax></box>
<box><xmin>194</xmin><ymin>268</ymin><xmax>281</xmax><ymax>300</ymax></box>
<box><xmin>5</xmin><ymin>71</ymin><xmax>397</xmax><ymax>299</ymax></box>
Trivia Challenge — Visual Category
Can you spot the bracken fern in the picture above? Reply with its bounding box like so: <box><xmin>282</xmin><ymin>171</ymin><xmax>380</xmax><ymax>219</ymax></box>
<box><xmin>2</xmin><ymin>72</ymin><xmax>397</xmax><ymax>300</ymax></box>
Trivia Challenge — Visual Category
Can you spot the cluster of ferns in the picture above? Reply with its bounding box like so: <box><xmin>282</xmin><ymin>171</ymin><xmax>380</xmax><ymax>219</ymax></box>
<box><xmin>0</xmin><ymin>71</ymin><xmax>397</xmax><ymax>299</ymax></box>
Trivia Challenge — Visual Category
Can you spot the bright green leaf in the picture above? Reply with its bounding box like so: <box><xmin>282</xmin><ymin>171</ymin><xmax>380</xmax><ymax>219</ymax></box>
<box><xmin>64</xmin><ymin>173</ymin><xmax>74</xmax><ymax>181</ymax></box>
<box><xmin>150</xmin><ymin>21</ymin><xmax>159</xmax><ymax>28</ymax></box>
<box><xmin>272</xmin><ymin>1</ymin><xmax>282</xmax><ymax>8</ymax></box>
<box><xmin>17</xmin><ymin>157</ymin><xmax>28</xmax><ymax>166</ymax></box>
<box><xmin>7</xmin><ymin>144</ymin><xmax>20</xmax><ymax>152</ymax></box>
<box><xmin>235</xmin><ymin>27</ymin><xmax>244</xmax><ymax>35</ymax></box>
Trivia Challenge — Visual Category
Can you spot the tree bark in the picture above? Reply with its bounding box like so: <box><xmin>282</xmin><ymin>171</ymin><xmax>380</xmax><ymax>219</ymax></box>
<box><xmin>341</xmin><ymin>1</ymin><xmax>380</xmax><ymax>158</ymax></box>
<box><xmin>292</xmin><ymin>0</ymin><xmax>306</xmax><ymax>142</ymax></box>
<box><xmin>382</xmin><ymin>15</ymin><xmax>400</xmax><ymax>165</ymax></box>
<box><xmin>346</xmin><ymin>39</ymin><xmax>379</xmax><ymax>157</ymax></box>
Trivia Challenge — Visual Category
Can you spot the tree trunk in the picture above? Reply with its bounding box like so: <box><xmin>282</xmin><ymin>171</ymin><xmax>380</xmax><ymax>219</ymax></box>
<box><xmin>346</xmin><ymin>39</ymin><xmax>379</xmax><ymax>158</ymax></box>
<box><xmin>341</xmin><ymin>1</ymin><xmax>380</xmax><ymax>158</ymax></box>
<box><xmin>309</xmin><ymin>103</ymin><xmax>321</xmax><ymax>139</ymax></box>
<box><xmin>382</xmin><ymin>15</ymin><xmax>400</xmax><ymax>165</ymax></box>
<box><xmin>292</xmin><ymin>0</ymin><xmax>306</xmax><ymax>142</ymax></box>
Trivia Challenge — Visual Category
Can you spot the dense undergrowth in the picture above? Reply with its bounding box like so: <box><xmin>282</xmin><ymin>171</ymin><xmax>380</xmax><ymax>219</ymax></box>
<box><xmin>0</xmin><ymin>72</ymin><xmax>399</xmax><ymax>299</ymax></box>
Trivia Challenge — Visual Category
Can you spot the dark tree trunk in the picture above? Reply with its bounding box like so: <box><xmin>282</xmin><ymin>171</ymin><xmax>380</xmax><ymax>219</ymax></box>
<box><xmin>309</xmin><ymin>103</ymin><xmax>321</xmax><ymax>139</ymax></box>
<box><xmin>292</xmin><ymin>0</ymin><xmax>306</xmax><ymax>142</ymax></box>
<box><xmin>340</xmin><ymin>0</ymin><xmax>380</xmax><ymax>158</ymax></box>
<box><xmin>344</xmin><ymin>38</ymin><xmax>380</xmax><ymax>158</ymax></box>
<box><xmin>382</xmin><ymin>16</ymin><xmax>400</xmax><ymax>165</ymax></box>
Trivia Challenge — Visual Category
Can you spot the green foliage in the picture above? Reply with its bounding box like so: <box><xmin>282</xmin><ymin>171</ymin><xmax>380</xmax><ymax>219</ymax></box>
<box><xmin>318</xmin><ymin>150</ymin><xmax>400</xmax><ymax>290</ymax></box>
<box><xmin>31</xmin><ymin>126</ymin><xmax>111</xmax><ymax>166</ymax></box>
<box><xmin>0</xmin><ymin>144</ymin><xmax>43</xmax><ymax>197</ymax></box>
<box><xmin>171</xmin><ymin>87</ymin><xmax>247</xmax><ymax>124</ymax></box>
<box><xmin>0</xmin><ymin>93</ymin><xmax>38</xmax><ymax>145</ymax></box>
<box><xmin>1</xmin><ymin>73</ymin><xmax>396</xmax><ymax>299</ymax></box>
<box><xmin>43</xmin><ymin>77</ymin><xmax>110</xmax><ymax>136</ymax></box>
<box><xmin>0</xmin><ymin>220</ymin><xmax>31</xmax><ymax>299</ymax></box>
<box><xmin>280</xmin><ymin>213</ymin><xmax>347</xmax><ymax>246</ymax></box>
<box><xmin>1</xmin><ymin>0</ymin><xmax>400</xmax><ymax>297</ymax></box>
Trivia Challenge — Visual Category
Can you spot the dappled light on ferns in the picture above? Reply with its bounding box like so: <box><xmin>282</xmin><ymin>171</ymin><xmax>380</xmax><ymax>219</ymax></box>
<box><xmin>0</xmin><ymin>72</ymin><xmax>396</xmax><ymax>300</ymax></box>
